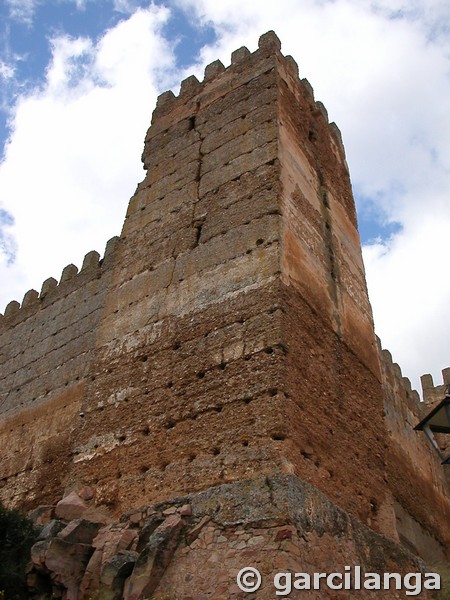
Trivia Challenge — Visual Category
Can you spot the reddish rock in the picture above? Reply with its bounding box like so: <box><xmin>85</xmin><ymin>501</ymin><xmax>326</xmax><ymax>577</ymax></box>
<box><xmin>98</xmin><ymin>550</ymin><xmax>139</xmax><ymax>599</ymax></box>
<box><xmin>275</xmin><ymin>528</ymin><xmax>293</xmax><ymax>541</ymax></box>
<box><xmin>37</xmin><ymin>519</ymin><xmax>65</xmax><ymax>541</ymax></box>
<box><xmin>55</xmin><ymin>491</ymin><xmax>88</xmax><ymax>521</ymax></box>
<box><xmin>30</xmin><ymin>540</ymin><xmax>50</xmax><ymax>569</ymax></box>
<box><xmin>78</xmin><ymin>486</ymin><xmax>95</xmax><ymax>501</ymax></box>
<box><xmin>135</xmin><ymin>513</ymin><xmax>164</xmax><ymax>553</ymax></box>
<box><xmin>44</xmin><ymin>537</ymin><xmax>94</xmax><ymax>599</ymax></box>
<box><xmin>162</xmin><ymin>506</ymin><xmax>177</xmax><ymax>516</ymax></box>
<box><xmin>128</xmin><ymin>511</ymin><xmax>142</xmax><ymax>525</ymax></box>
<box><xmin>186</xmin><ymin>516</ymin><xmax>211</xmax><ymax>545</ymax></box>
<box><xmin>58</xmin><ymin>519</ymin><xmax>102</xmax><ymax>545</ymax></box>
<box><xmin>124</xmin><ymin>514</ymin><xmax>185</xmax><ymax>600</ymax></box>
<box><xmin>79</xmin><ymin>524</ymin><xmax>138</xmax><ymax>598</ymax></box>
<box><xmin>178</xmin><ymin>504</ymin><xmax>192</xmax><ymax>516</ymax></box>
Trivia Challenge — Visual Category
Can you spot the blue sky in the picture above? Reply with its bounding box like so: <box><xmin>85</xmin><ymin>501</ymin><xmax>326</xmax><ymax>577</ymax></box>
<box><xmin>0</xmin><ymin>0</ymin><xmax>449</xmax><ymax>393</ymax></box>
<box><xmin>0</xmin><ymin>1</ymin><xmax>215</xmax><ymax>150</ymax></box>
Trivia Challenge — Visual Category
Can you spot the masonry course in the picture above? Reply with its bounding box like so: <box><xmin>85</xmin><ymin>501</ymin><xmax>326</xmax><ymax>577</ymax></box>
<box><xmin>0</xmin><ymin>30</ymin><xmax>449</xmax><ymax>598</ymax></box>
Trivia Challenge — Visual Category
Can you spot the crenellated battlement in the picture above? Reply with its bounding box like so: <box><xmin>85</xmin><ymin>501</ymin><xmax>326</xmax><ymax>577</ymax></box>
<box><xmin>377</xmin><ymin>337</ymin><xmax>421</xmax><ymax>411</ymax></box>
<box><xmin>0</xmin><ymin>237</ymin><xmax>119</xmax><ymax>332</ymax></box>
<box><xmin>145</xmin><ymin>31</ymin><xmax>345</xmax><ymax>169</ymax></box>
<box><xmin>0</xmin><ymin>236</ymin><xmax>120</xmax><ymax>422</ymax></box>
<box><xmin>149</xmin><ymin>31</ymin><xmax>284</xmax><ymax>124</ymax></box>
<box><xmin>421</xmin><ymin>367</ymin><xmax>450</xmax><ymax>406</ymax></box>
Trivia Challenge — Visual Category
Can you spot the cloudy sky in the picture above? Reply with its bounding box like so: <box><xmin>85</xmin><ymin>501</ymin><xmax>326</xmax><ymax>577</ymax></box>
<box><xmin>0</xmin><ymin>0</ymin><xmax>448</xmax><ymax>393</ymax></box>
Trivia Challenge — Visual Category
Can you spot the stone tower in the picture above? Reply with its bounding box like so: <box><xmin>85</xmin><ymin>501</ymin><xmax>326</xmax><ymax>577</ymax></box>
<box><xmin>0</xmin><ymin>31</ymin><xmax>449</xmax><ymax>599</ymax></box>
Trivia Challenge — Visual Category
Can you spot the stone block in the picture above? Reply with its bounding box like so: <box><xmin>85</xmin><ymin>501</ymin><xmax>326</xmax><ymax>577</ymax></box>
<box><xmin>81</xmin><ymin>250</ymin><xmax>100</xmax><ymax>272</ymax></box>
<box><xmin>124</xmin><ymin>514</ymin><xmax>185</xmax><ymax>600</ymax></box>
<box><xmin>55</xmin><ymin>491</ymin><xmax>88</xmax><ymax>521</ymax></box>
<box><xmin>4</xmin><ymin>300</ymin><xmax>20</xmax><ymax>317</ymax></box>
<box><xmin>204</xmin><ymin>59</ymin><xmax>225</xmax><ymax>81</ymax></box>
<box><xmin>284</xmin><ymin>55</ymin><xmax>299</xmax><ymax>77</ymax></box>
<box><xmin>199</xmin><ymin>140</ymin><xmax>277</xmax><ymax>196</ymax></box>
<box><xmin>101</xmin><ymin>235</ymin><xmax>119</xmax><ymax>269</ymax></box>
<box><xmin>231</xmin><ymin>46</ymin><xmax>250</xmax><ymax>64</ymax></box>
<box><xmin>186</xmin><ymin>515</ymin><xmax>211</xmax><ymax>545</ymax></box>
<box><xmin>58</xmin><ymin>519</ymin><xmax>102</xmax><ymax>545</ymax></box>
<box><xmin>60</xmin><ymin>263</ymin><xmax>78</xmax><ymax>283</ymax></box>
<box><xmin>29</xmin><ymin>505</ymin><xmax>56</xmax><ymax>525</ymax></box>
<box><xmin>201</xmin><ymin>101</ymin><xmax>275</xmax><ymax>156</ymax></box>
<box><xmin>197</xmin><ymin>76</ymin><xmax>276</xmax><ymax>137</ymax></box>
<box><xmin>201</xmin><ymin>120</ymin><xmax>276</xmax><ymax>176</ymax></box>
<box><xmin>45</xmin><ymin>537</ymin><xmax>94</xmax><ymax>598</ymax></box>
<box><xmin>37</xmin><ymin>519</ymin><xmax>65</xmax><ymax>541</ymax></box>
<box><xmin>179</xmin><ymin>74</ymin><xmax>201</xmax><ymax>98</ymax></box>
<box><xmin>443</xmin><ymin>367</ymin><xmax>450</xmax><ymax>385</ymax></box>
<box><xmin>258</xmin><ymin>30</ymin><xmax>281</xmax><ymax>52</ymax></box>
<box><xmin>155</xmin><ymin>89</ymin><xmax>175</xmax><ymax>110</ymax></box>
<box><xmin>40</xmin><ymin>277</ymin><xmax>58</xmax><ymax>298</ymax></box>
<box><xmin>136</xmin><ymin>513</ymin><xmax>165</xmax><ymax>553</ymax></box>
<box><xmin>22</xmin><ymin>289</ymin><xmax>39</xmax><ymax>309</ymax></box>
<box><xmin>99</xmin><ymin>550</ymin><xmax>138</xmax><ymax>597</ymax></box>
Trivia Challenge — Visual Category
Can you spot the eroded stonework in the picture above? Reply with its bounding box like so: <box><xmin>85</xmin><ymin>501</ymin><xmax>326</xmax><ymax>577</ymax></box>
<box><xmin>0</xmin><ymin>30</ymin><xmax>448</xmax><ymax>598</ymax></box>
<box><xmin>27</xmin><ymin>476</ymin><xmax>439</xmax><ymax>599</ymax></box>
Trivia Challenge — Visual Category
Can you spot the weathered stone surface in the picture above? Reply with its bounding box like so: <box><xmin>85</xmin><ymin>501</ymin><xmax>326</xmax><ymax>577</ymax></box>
<box><xmin>29</xmin><ymin>505</ymin><xmax>56</xmax><ymax>525</ymax></box>
<box><xmin>178</xmin><ymin>503</ymin><xmax>192</xmax><ymax>516</ymax></box>
<box><xmin>79</xmin><ymin>523</ymin><xmax>138</xmax><ymax>598</ymax></box>
<box><xmin>98</xmin><ymin>551</ymin><xmax>138</xmax><ymax>599</ymax></box>
<box><xmin>45</xmin><ymin>537</ymin><xmax>93</xmax><ymax>598</ymax></box>
<box><xmin>78</xmin><ymin>485</ymin><xmax>95</xmax><ymax>501</ymax></box>
<box><xmin>30</xmin><ymin>539</ymin><xmax>50</xmax><ymax>569</ymax></box>
<box><xmin>124</xmin><ymin>514</ymin><xmax>185</xmax><ymax>600</ymax></box>
<box><xmin>58</xmin><ymin>518</ymin><xmax>102</xmax><ymax>545</ymax></box>
<box><xmin>37</xmin><ymin>519</ymin><xmax>65</xmax><ymax>541</ymax></box>
<box><xmin>136</xmin><ymin>513</ymin><xmax>165</xmax><ymax>552</ymax></box>
<box><xmin>186</xmin><ymin>515</ymin><xmax>211</xmax><ymax>545</ymax></box>
<box><xmin>26</xmin><ymin>477</ymin><xmax>442</xmax><ymax>599</ymax></box>
<box><xmin>55</xmin><ymin>491</ymin><xmax>88</xmax><ymax>521</ymax></box>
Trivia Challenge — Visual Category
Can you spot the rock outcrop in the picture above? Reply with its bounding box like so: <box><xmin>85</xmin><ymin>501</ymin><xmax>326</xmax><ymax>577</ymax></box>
<box><xmin>26</xmin><ymin>476</ymin><xmax>440</xmax><ymax>599</ymax></box>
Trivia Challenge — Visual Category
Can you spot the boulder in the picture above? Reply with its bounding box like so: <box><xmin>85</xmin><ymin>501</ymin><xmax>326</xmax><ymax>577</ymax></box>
<box><xmin>78</xmin><ymin>486</ymin><xmax>94</xmax><ymax>501</ymax></box>
<box><xmin>79</xmin><ymin>524</ymin><xmax>138</xmax><ymax>598</ymax></box>
<box><xmin>98</xmin><ymin>551</ymin><xmax>139</xmax><ymax>600</ymax></box>
<box><xmin>45</xmin><ymin>537</ymin><xmax>94</xmax><ymax>600</ymax></box>
<box><xmin>55</xmin><ymin>491</ymin><xmax>88</xmax><ymax>521</ymax></box>
<box><xmin>124</xmin><ymin>514</ymin><xmax>184</xmax><ymax>600</ymax></box>
<box><xmin>37</xmin><ymin>519</ymin><xmax>65</xmax><ymax>541</ymax></box>
<box><xmin>30</xmin><ymin>540</ymin><xmax>50</xmax><ymax>569</ymax></box>
<box><xmin>135</xmin><ymin>513</ymin><xmax>164</xmax><ymax>553</ymax></box>
<box><xmin>58</xmin><ymin>519</ymin><xmax>102</xmax><ymax>545</ymax></box>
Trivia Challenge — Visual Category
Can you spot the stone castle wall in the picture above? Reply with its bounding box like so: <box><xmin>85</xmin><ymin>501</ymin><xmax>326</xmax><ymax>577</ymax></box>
<box><xmin>0</xmin><ymin>31</ymin><xmax>449</xmax><ymax>592</ymax></box>
<box><xmin>0</xmin><ymin>239</ymin><xmax>118</xmax><ymax>507</ymax></box>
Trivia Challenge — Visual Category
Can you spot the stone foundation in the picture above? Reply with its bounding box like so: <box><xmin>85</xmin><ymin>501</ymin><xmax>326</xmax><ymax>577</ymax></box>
<box><xmin>28</xmin><ymin>475</ymin><xmax>441</xmax><ymax>600</ymax></box>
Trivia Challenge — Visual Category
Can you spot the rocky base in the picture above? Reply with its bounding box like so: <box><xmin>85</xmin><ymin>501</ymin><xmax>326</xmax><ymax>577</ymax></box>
<box><xmin>27</xmin><ymin>475</ymin><xmax>438</xmax><ymax>599</ymax></box>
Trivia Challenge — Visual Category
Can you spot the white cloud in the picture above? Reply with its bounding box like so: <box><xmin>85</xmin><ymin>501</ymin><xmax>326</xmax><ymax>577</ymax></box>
<box><xmin>112</xmin><ymin>0</ymin><xmax>138</xmax><ymax>14</ymax></box>
<box><xmin>5</xmin><ymin>0</ymin><xmax>39</xmax><ymax>24</ymax></box>
<box><xmin>0</xmin><ymin>61</ymin><xmax>15</xmax><ymax>80</ymax></box>
<box><xmin>362</xmin><ymin>213</ymin><xmax>450</xmax><ymax>388</ymax></box>
<box><xmin>1</xmin><ymin>0</ymin><xmax>449</xmax><ymax>393</ymax></box>
<box><xmin>0</xmin><ymin>4</ymin><xmax>176</xmax><ymax>309</ymax></box>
